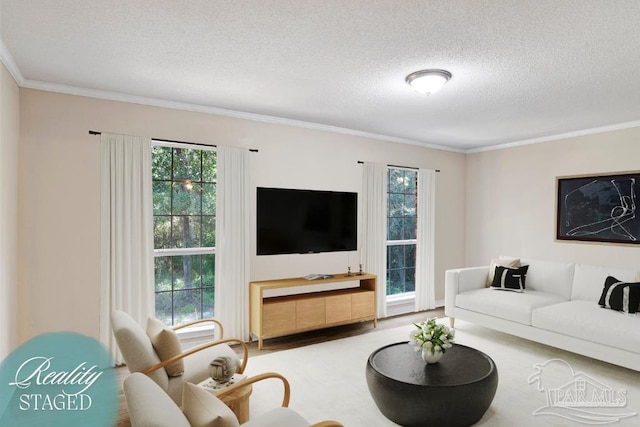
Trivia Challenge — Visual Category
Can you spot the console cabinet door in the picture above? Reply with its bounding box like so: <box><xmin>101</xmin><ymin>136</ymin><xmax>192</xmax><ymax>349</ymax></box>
<box><xmin>296</xmin><ymin>297</ymin><xmax>326</xmax><ymax>330</ymax></box>
<box><xmin>326</xmin><ymin>294</ymin><xmax>351</xmax><ymax>324</ymax></box>
<box><xmin>263</xmin><ymin>300</ymin><xmax>296</xmax><ymax>336</ymax></box>
<box><xmin>351</xmin><ymin>291</ymin><xmax>375</xmax><ymax>319</ymax></box>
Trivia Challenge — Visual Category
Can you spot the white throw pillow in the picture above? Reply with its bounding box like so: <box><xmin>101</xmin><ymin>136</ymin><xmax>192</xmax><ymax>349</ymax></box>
<box><xmin>182</xmin><ymin>382</ymin><xmax>240</xmax><ymax>427</ymax></box>
<box><xmin>486</xmin><ymin>257</ymin><xmax>520</xmax><ymax>287</ymax></box>
<box><xmin>147</xmin><ymin>317</ymin><xmax>185</xmax><ymax>377</ymax></box>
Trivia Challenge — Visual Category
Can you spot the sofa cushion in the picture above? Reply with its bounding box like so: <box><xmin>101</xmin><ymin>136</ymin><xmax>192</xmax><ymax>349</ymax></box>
<box><xmin>456</xmin><ymin>288</ymin><xmax>566</xmax><ymax>325</ymax></box>
<box><xmin>532</xmin><ymin>300</ymin><xmax>640</xmax><ymax>354</ymax></box>
<box><xmin>520</xmin><ymin>259</ymin><xmax>574</xmax><ymax>300</ymax></box>
<box><xmin>490</xmin><ymin>265</ymin><xmax>528</xmax><ymax>292</ymax></box>
<box><xmin>571</xmin><ymin>264</ymin><xmax>640</xmax><ymax>302</ymax></box>
<box><xmin>598</xmin><ymin>276</ymin><xmax>640</xmax><ymax>313</ymax></box>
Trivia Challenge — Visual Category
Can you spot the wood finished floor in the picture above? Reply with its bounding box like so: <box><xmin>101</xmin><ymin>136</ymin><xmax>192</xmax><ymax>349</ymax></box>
<box><xmin>115</xmin><ymin>308</ymin><xmax>444</xmax><ymax>426</ymax></box>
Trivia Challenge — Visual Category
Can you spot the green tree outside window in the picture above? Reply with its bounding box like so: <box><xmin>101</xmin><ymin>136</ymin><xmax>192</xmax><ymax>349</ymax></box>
<box><xmin>386</xmin><ymin>168</ymin><xmax>417</xmax><ymax>296</ymax></box>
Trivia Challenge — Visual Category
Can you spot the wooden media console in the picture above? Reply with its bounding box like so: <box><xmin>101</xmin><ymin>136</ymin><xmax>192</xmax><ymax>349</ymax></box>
<box><xmin>249</xmin><ymin>273</ymin><xmax>377</xmax><ymax>349</ymax></box>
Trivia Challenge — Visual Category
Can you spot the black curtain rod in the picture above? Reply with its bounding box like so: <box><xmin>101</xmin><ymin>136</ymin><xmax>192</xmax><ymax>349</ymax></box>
<box><xmin>89</xmin><ymin>131</ymin><xmax>258</xmax><ymax>152</ymax></box>
<box><xmin>357</xmin><ymin>160</ymin><xmax>440</xmax><ymax>172</ymax></box>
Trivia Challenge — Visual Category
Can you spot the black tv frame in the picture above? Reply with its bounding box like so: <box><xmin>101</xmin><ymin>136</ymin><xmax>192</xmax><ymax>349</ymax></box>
<box><xmin>256</xmin><ymin>187</ymin><xmax>358</xmax><ymax>255</ymax></box>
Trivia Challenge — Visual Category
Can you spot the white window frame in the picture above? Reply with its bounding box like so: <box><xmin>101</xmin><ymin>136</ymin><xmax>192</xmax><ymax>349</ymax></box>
<box><xmin>151</xmin><ymin>140</ymin><xmax>218</xmax><ymax>331</ymax></box>
<box><xmin>386</xmin><ymin>167</ymin><xmax>418</xmax><ymax>314</ymax></box>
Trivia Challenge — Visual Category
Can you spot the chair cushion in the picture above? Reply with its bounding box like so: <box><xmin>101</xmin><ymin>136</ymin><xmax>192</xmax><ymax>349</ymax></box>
<box><xmin>182</xmin><ymin>382</ymin><xmax>240</xmax><ymax>427</ymax></box>
<box><xmin>111</xmin><ymin>310</ymin><xmax>169</xmax><ymax>391</ymax></box>
<box><xmin>183</xmin><ymin>342</ymin><xmax>241</xmax><ymax>384</ymax></box>
<box><xmin>168</xmin><ymin>342</ymin><xmax>241</xmax><ymax>403</ymax></box>
<box><xmin>241</xmin><ymin>407</ymin><xmax>310</xmax><ymax>427</ymax></box>
<box><xmin>124</xmin><ymin>373</ymin><xmax>190</xmax><ymax>427</ymax></box>
<box><xmin>147</xmin><ymin>318</ymin><xmax>185</xmax><ymax>377</ymax></box>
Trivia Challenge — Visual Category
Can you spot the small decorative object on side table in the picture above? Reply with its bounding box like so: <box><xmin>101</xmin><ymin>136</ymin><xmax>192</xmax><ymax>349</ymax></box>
<box><xmin>409</xmin><ymin>317</ymin><xmax>455</xmax><ymax>364</ymax></box>
<box><xmin>209</xmin><ymin>355</ymin><xmax>238</xmax><ymax>383</ymax></box>
<box><xmin>200</xmin><ymin>357</ymin><xmax>252</xmax><ymax>424</ymax></box>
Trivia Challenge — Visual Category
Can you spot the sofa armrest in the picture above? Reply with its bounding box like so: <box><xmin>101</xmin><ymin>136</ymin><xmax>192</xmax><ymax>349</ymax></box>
<box><xmin>445</xmin><ymin>266</ymin><xmax>490</xmax><ymax>317</ymax></box>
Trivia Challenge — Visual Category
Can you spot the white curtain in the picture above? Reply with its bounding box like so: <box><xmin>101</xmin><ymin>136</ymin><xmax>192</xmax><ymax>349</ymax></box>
<box><xmin>214</xmin><ymin>146</ymin><xmax>250</xmax><ymax>340</ymax></box>
<box><xmin>415</xmin><ymin>169</ymin><xmax>436</xmax><ymax>311</ymax></box>
<box><xmin>361</xmin><ymin>162</ymin><xmax>388</xmax><ymax>318</ymax></box>
<box><xmin>100</xmin><ymin>133</ymin><xmax>154</xmax><ymax>365</ymax></box>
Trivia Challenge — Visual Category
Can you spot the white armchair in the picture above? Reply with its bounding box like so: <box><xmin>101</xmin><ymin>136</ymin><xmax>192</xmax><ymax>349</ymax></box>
<box><xmin>124</xmin><ymin>372</ymin><xmax>343</xmax><ymax>427</ymax></box>
<box><xmin>111</xmin><ymin>310</ymin><xmax>248</xmax><ymax>405</ymax></box>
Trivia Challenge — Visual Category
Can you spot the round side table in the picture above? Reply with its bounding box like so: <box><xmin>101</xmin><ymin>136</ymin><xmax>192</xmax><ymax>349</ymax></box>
<box><xmin>366</xmin><ymin>342</ymin><xmax>498</xmax><ymax>427</ymax></box>
<box><xmin>197</xmin><ymin>375</ymin><xmax>253</xmax><ymax>423</ymax></box>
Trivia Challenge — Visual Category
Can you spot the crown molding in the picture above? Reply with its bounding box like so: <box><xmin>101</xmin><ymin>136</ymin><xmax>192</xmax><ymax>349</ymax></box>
<box><xmin>467</xmin><ymin>120</ymin><xmax>640</xmax><ymax>153</ymax></box>
<box><xmin>20</xmin><ymin>78</ymin><xmax>464</xmax><ymax>154</ymax></box>
<box><xmin>0</xmin><ymin>40</ymin><xmax>24</xmax><ymax>85</ymax></box>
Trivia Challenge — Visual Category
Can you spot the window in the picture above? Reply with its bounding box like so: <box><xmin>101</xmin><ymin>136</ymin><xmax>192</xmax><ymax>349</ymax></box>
<box><xmin>152</xmin><ymin>144</ymin><xmax>217</xmax><ymax>326</ymax></box>
<box><xmin>386</xmin><ymin>168</ymin><xmax>417</xmax><ymax>297</ymax></box>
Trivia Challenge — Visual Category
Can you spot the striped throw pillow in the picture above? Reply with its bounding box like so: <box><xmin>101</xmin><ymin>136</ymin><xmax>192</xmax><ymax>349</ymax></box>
<box><xmin>598</xmin><ymin>276</ymin><xmax>640</xmax><ymax>314</ymax></box>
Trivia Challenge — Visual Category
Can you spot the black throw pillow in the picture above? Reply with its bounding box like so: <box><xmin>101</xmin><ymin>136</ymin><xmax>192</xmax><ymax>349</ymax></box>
<box><xmin>598</xmin><ymin>276</ymin><xmax>640</xmax><ymax>314</ymax></box>
<box><xmin>490</xmin><ymin>265</ymin><xmax>529</xmax><ymax>292</ymax></box>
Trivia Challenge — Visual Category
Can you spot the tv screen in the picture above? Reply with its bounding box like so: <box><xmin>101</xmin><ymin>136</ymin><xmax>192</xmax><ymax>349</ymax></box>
<box><xmin>257</xmin><ymin>187</ymin><xmax>357</xmax><ymax>255</ymax></box>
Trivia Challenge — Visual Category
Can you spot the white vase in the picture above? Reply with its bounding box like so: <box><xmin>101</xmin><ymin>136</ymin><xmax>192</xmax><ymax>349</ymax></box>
<box><xmin>421</xmin><ymin>348</ymin><xmax>443</xmax><ymax>364</ymax></box>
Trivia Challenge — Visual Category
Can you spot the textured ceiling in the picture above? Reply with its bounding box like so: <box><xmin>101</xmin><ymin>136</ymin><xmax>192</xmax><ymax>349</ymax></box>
<box><xmin>2</xmin><ymin>1</ymin><xmax>640</xmax><ymax>152</ymax></box>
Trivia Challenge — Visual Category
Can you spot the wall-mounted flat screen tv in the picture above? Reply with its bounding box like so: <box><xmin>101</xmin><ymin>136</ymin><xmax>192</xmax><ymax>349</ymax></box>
<box><xmin>257</xmin><ymin>187</ymin><xmax>357</xmax><ymax>255</ymax></box>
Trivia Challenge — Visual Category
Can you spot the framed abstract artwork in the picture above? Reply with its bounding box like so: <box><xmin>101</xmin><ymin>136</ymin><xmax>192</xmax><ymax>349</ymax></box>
<box><xmin>556</xmin><ymin>171</ymin><xmax>640</xmax><ymax>244</ymax></box>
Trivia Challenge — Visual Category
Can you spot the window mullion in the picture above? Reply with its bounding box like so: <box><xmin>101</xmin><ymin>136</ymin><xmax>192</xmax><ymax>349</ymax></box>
<box><xmin>154</xmin><ymin>247</ymin><xmax>215</xmax><ymax>257</ymax></box>
<box><xmin>386</xmin><ymin>239</ymin><xmax>417</xmax><ymax>246</ymax></box>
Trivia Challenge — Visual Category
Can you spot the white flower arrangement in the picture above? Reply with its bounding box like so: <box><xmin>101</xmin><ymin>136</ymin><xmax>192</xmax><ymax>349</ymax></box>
<box><xmin>409</xmin><ymin>318</ymin><xmax>455</xmax><ymax>355</ymax></box>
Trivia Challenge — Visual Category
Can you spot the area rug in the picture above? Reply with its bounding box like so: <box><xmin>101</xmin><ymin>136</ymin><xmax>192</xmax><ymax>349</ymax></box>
<box><xmin>243</xmin><ymin>319</ymin><xmax>640</xmax><ymax>426</ymax></box>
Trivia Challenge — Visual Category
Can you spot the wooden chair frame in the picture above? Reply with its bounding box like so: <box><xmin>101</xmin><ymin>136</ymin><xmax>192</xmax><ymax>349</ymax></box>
<box><xmin>141</xmin><ymin>318</ymin><xmax>248</xmax><ymax>376</ymax></box>
<box><xmin>216</xmin><ymin>372</ymin><xmax>343</xmax><ymax>427</ymax></box>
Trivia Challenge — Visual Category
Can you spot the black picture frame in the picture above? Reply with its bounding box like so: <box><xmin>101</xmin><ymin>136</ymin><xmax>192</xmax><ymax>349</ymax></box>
<box><xmin>556</xmin><ymin>171</ymin><xmax>640</xmax><ymax>244</ymax></box>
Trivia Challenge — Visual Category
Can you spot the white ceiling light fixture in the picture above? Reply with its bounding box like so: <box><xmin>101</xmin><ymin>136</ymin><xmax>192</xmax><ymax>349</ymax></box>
<box><xmin>406</xmin><ymin>69</ymin><xmax>452</xmax><ymax>95</ymax></box>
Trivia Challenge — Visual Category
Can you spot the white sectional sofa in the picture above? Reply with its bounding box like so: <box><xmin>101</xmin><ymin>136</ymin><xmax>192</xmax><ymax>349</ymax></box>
<box><xmin>445</xmin><ymin>258</ymin><xmax>640</xmax><ymax>371</ymax></box>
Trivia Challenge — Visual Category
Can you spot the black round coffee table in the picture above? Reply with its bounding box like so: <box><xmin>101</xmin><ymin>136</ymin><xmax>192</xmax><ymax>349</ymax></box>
<box><xmin>366</xmin><ymin>342</ymin><xmax>498</xmax><ymax>427</ymax></box>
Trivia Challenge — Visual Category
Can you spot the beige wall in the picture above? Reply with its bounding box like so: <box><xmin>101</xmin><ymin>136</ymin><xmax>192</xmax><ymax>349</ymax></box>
<box><xmin>15</xmin><ymin>85</ymin><xmax>640</xmax><ymax>347</ymax></box>
<box><xmin>466</xmin><ymin>130</ymin><xmax>640</xmax><ymax>268</ymax></box>
<box><xmin>18</xmin><ymin>89</ymin><xmax>466</xmax><ymax>343</ymax></box>
<box><xmin>0</xmin><ymin>62</ymin><xmax>20</xmax><ymax>359</ymax></box>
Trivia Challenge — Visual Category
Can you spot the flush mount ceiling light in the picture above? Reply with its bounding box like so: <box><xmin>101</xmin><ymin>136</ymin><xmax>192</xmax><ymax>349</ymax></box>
<box><xmin>406</xmin><ymin>69</ymin><xmax>452</xmax><ymax>95</ymax></box>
